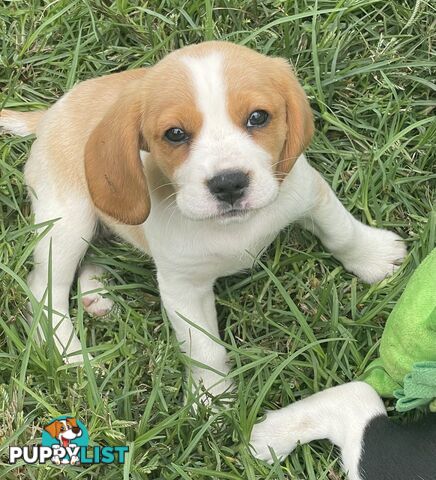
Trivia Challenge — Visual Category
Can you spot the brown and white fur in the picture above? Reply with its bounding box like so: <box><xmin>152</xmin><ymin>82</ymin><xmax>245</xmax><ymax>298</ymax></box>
<box><xmin>0</xmin><ymin>41</ymin><xmax>406</xmax><ymax>402</ymax></box>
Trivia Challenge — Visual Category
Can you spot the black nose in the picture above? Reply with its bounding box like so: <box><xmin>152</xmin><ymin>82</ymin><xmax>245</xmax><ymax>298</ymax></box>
<box><xmin>207</xmin><ymin>170</ymin><xmax>249</xmax><ymax>205</ymax></box>
<box><xmin>72</xmin><ymin>427</ymin><xmax>81</xmax><ymax>434</ymax></box>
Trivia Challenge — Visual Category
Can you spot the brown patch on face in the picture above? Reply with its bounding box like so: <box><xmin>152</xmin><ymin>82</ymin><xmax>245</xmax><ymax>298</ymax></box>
<box><xmin>197</xmin><ymin>42</ymin><xmax>313</xmax><ymax>178</ymax></box>
<box><xmin>227</xmin><ymin>84</ymin><xmax>288</xmax><ymax>169</ymax></box>
<box><xmin>141</xmin><ymin>60</ymin><xmax>202</xmax><ymax>178</ymax></box>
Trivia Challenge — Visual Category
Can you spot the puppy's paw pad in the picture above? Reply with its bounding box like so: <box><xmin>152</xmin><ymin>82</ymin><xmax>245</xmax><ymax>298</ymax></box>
<box><xmin>82</xmin><ymin>293</ymin><xmax>114</xmax><ymax>317</ymax></box>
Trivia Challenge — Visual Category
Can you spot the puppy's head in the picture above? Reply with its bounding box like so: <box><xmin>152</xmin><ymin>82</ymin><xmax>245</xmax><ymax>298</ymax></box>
<box><xmin>85</xmin><ymin>41</ymin><xmax>313</xmax><ymax>224</ymax></box>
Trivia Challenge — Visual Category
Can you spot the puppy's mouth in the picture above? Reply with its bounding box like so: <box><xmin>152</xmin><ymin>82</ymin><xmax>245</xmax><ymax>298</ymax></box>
<box><xmin>219</xmin><ymin>208</ymin><xmax>249</xmax><ymax>219</ymax></box>
<box><xmin>213</xmin><ymin>207</ymin><xmax>255</xmax><ymax>223</ymax></box>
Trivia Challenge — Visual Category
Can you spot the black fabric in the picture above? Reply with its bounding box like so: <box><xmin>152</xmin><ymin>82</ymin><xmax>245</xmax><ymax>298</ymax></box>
<box><xmin>359</xmin><ymin>414</ymin><xmax>436</xmax><ymax>480</ymax></box>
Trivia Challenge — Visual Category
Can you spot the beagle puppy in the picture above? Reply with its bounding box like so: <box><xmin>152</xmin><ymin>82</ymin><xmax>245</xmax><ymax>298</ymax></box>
<box><xmin>250</xmin><ymin>382</ymin><xmax>436</xmax><ymax>480</ymax></box>
<box><xmin>0</xmin><ymin>41</ymin><xmax>406</xmax><ymax>400</ymax></box>
<box><xmin>44</xmin><ymin>417</ymin><xmax>82</xmax><ymax>464</ymax></box>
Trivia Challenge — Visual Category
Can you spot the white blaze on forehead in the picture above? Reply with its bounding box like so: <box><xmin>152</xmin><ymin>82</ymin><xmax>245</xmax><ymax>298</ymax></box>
<box><xmin>181</xmin><ymin>53</ymin><xmax>229</xmax><ymax>128</ymax></box>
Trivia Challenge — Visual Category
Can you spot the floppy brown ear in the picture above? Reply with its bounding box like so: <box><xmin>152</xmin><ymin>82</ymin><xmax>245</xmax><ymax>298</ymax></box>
<box><xmin>44</xmin><ymin>420</ymin><xmax>61</xmax><ymax>439</ymax></box>
<box><xmin>85</xmin><ymin>91</ymin><xmax>150</xmax><ymax>225</ymax></box>
<box><xmin>274</xmin><ymin>59</ymin><xmax>314</xmax><ymax>178</ymax></box>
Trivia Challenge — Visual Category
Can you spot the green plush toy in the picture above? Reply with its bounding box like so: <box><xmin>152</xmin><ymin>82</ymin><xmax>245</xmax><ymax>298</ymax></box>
<box><xmin>363</xmin><ymin>248</ymin><xmax>436</xmax><ymax>412</ymax></box>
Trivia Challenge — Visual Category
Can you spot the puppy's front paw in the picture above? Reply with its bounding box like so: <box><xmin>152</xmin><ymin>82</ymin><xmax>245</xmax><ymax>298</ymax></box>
<box><xmin>250</xmin><ymin>409</ymin><xmax>296</xmax><ymax>463</ymax></box>
<box><xmin>338</xmin><ymin>226</ymin><xmax>406</xmax><ymax>284</ymax></box>
<box><xmin>188</xmin><ymin>369</ymin><xmax>234</xmax><ymax>408</ymax></box>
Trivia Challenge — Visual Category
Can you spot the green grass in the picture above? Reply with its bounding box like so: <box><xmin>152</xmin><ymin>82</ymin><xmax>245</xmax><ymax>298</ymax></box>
<box><xmin>0</xmin><ymin>0</ymin><xmax>435</xmax><ymax>478</ymax></box>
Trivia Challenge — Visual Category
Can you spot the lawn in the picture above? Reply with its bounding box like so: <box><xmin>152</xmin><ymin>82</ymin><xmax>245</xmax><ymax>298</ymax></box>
<box><xmin>0</xmin><ymin>0</ymin><xmax>435</xmax><ymax>479</ymax></box>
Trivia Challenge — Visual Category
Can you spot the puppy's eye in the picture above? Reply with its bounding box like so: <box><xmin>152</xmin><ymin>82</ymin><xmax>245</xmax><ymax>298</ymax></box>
<box><xmin>246</xmin><ymin>110</ymin><xmax>269</xmax><ymax>128</ymax></box>
<box><xmin>164</xmin><ymin>127</ymin><xmax>189</xmax><ymax>144</ymax></box>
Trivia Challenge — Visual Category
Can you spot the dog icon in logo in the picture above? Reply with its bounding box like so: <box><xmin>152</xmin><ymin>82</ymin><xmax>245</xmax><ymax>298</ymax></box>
<box><xmin>43</xmin><ymin>417</ymin><xmax>83</xmax><ymax>465</ymax></box>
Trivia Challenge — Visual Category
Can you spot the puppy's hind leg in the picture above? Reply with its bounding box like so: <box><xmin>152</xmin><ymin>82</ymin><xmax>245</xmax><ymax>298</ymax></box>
<box><xmin>27</xmin><ymin>183</ymin><xmax>97</xmax><ymax>364</ymax></box>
